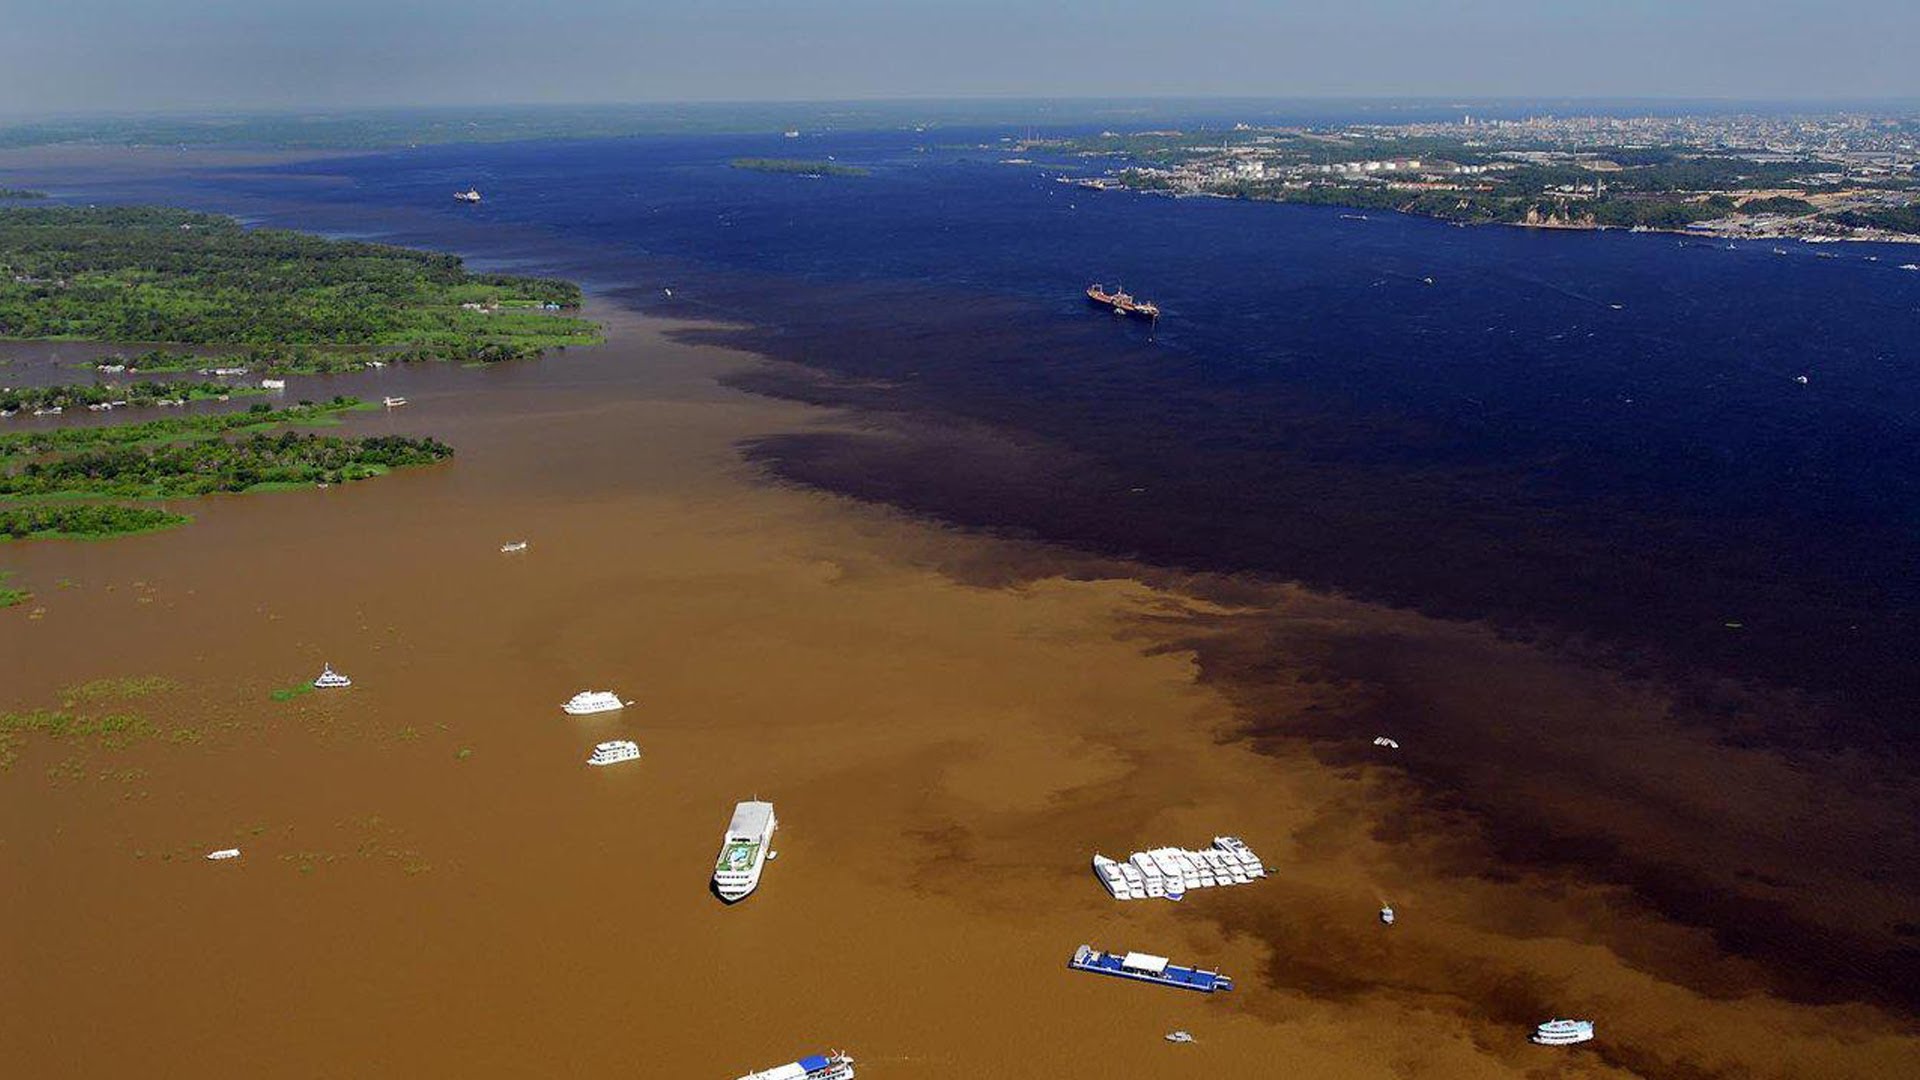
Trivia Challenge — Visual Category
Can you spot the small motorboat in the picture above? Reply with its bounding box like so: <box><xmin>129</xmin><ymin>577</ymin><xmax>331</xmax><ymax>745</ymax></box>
<box><xmin>500</xmin><ymin>540</ymin><xmax>529</xmax><ymax>553</ymax></box>
<box><xmin>1373</xmin><ymin>736</ymin><xmax>1400</xmax><ymax>749</ymax></box>
<box><xmin>1165</xmin><ymin>1031</ymin><xmax>1195</xmax><ymax>1044</ymax></box>
<box><xmin>454</xmin><ymin>188</ymin><xmax>482</xmax><ymax>203</ymax></box>
<box><xmin>1380</xmin><ymin>905</ymin><xmax>1396</xmax><ymax>926</ymax></box>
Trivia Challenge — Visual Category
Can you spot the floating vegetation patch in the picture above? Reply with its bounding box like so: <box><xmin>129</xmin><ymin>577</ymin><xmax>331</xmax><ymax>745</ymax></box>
<box><xmin>269</xmin><ymin>683</ymin><xmax>315</xmax><ymax>702</ymax></box>
<box><xmin>64</xmin><ymin>675</ymin><xmax>182</xmax><ymax>703</ymax></box>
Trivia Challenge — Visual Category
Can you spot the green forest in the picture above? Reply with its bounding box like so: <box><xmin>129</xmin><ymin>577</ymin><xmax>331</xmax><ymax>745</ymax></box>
<box><xmin>0</xmin><ymin>503</ymin><xmax>188</xmax><ymax>541</ymax></box>
<box><xmin>0</xmin><ymin>206</ymin><xmax>599</xmax><ymax>360</ymax></box>
<box><xmin>1</xmin><ymin>430</ymin><xmax>452</xmax><ymax>498</ymax></box>
<box><xmin>0</xmin><ymin>380</ymin><xmax>255</xmax><ymax>413</ymax></box>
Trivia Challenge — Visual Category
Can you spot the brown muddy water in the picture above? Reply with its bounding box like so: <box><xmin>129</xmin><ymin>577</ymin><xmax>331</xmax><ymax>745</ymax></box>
<box><xmin>2</xmin><ymin>303</ymin><xmax>1914</xmax><ymax>1078</ymax></box>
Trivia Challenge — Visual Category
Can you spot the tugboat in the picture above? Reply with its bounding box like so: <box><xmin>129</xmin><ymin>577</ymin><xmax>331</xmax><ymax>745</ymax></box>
<box><xmin>1085</xmin><ymin>283</ymin><xmax>1160</xmax><ymax>320</ymax></box>
<box><xmin>313</xmin><ymin>664</ymin><xmax>352</xmax><ymax>689</ymax></box>
<box><xmin>1531</xmin><ymin>1019</ymin><xmax>1595</xmax><ymax>1046</ymax></box>
<box><xmin>735</xmin><ymin>1051</ymin><xmax>854</xmax><ymax>1080</ymax></box>
<box><xmin>454</xmin><ymin>188</ymin><xmax>482</xmax><ymax>203</ymax></box>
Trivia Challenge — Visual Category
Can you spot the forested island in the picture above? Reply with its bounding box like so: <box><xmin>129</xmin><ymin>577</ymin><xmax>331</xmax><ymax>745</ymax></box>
<box><xmin>0</xmin><ymin>206</ymin><xmax>600</xmax><ymax>368</ymax></box>
<box><xmin>1</xmin><ymin>398</ymin><xmax>450</xmax><ymax>539</ymax></box>
<box><xmin>730</xmin><ymin>158</ymin><xmax>870</xmax><ymax>178</ymax></box>
<box><xmin>1</xmin><ymin>380</ymin><xmax>254</xmax><ymax>415</ymax></box>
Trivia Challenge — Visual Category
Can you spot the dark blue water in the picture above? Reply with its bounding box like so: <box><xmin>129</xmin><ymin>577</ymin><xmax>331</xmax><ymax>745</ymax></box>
<box><xmin>109</xmin><ymin>130</ymin><xmax>1920</xmax><ymax>738</ymax></box>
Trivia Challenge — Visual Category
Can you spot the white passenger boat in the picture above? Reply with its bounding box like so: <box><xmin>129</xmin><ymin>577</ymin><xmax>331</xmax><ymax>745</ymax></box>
<box><xmin>1380</xmin><ymin>905</ymin><xmax>1396</xmax><ymax>925</ymax></box>
<box><xmin>562</xmin><ymin>690</ymin><xmax>628</xmax><ymax>715</ymax></box>
<box><xmin>1093</xmin><ymin>836</ymin><xmax>1266</xmax><ymax>901</ymax></box>
<box><xmin>261</xmin><ymin>378</ymin><xmax>287</xmax><ymax>390</ymax></box>
<box><xmin>313</xmin><ymin>664</ymin><xmax>352</xmax><ymax>689</ymax></box>
<box><xmin>587</xmin><ymin>740</ymin><xmax>640</xmax><ymax>766</ymax></box>
<box><xmin>500</xmin><ymin>540</ymin><xmax>529</xmax><ymax>553</ymax></box>
<box><xmin>1373</xmin><ymin>735</ymin><xmax>1400</xmax><ymax>749</ymax></box>
<box><xmin>736</xmin><ymin>1051</ymin><xmax>853</xmax><ymax>1080</ymax></box>
<box><xmin>454</xmin><ymin>188</ymin><xmax>482</xmax><ymax>203</ymax></box>
<box><xmin>382</xmin><ymin>395</ymin><xmax>408</xmax><ymax>408</ymax></box>
<box><xmin>205</xmin><ymin>848</ymin><xmax>241</xmax><ymax>861</ymax></box>
<box><xmin>713</xmin><ymin>800</ymin><xmax>776</xmax><ymax>902</ymax></box>
<box><xmin>1165</xmin><ymin>1031</ymin><xmax>1195</xmax><ymax>1044</ymax></box>
<box><xmin>1531</xmin><ymin>1019</ymin><xmax>1595</xmax><ymax>1045</ymax></box>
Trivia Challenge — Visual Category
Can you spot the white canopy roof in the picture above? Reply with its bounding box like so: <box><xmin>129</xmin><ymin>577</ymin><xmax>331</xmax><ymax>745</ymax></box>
<box><xmin>1121</xmin><ymin>952</ymin><xmax>1170</xmax><ymax>974</ymax></box>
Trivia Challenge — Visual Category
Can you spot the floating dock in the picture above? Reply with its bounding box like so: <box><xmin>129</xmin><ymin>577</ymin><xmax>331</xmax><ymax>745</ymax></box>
<box><xmin>1091</xmin><ymin>836</ymin><xmax>1265</xmax><ymax>900</ymax></box>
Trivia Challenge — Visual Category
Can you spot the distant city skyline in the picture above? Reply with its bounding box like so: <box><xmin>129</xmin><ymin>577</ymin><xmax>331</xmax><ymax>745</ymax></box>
<box><xmin>2</xmin><ymin>0</ymin><xmax>1918</xmax><ymax>116</ymax></box>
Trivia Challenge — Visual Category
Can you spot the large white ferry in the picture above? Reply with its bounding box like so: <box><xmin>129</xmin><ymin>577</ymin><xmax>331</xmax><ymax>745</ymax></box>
<box><xmin>562</xmin><ymin>690</ymin><xmax>629</xmax><ymax>715</ymax></box>
<box><xmin>713</xmin><ymin>800</ymin><xmax>776</xmax><ymax>902</ymax></box>
<box><xmin>1091</xmin><ymin>836</ymin><xmax>1265</xmax><ymax>901</ymax></box>
<box><xmin>586</xmin><ymin>740</ymin><xmax>640</xmax><ymax>766</ymax></box>
<box><xmin>1531</xmin><ymin>1019</ymin><xmax>1595</xmax><ymax>1045</ymax></box>
<box><xmin>736</xmin><ymin>1051</ymin><xmax>853</xmax><ymax>1080</ymax></box>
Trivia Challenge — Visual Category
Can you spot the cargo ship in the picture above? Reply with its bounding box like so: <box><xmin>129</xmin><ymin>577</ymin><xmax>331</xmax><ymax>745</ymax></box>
<box><xmin>713</xmin><ymin>800</ymin><xmax>777</xmax><ymax>902</ymax></box>
<box><xmin>1085</xmin><ymin>283</ymin><xmax>1160</xmax><ymax>320</ymax></box>
<box><xmin>736</xmin><ymin>1051</ymin><xmax>854</xmax><ymax>1080</ymax></box>
<box><xmin>1068</xmin><ymin>945</ymin><xmax>1233</xmax><ymax>993</ymax></box>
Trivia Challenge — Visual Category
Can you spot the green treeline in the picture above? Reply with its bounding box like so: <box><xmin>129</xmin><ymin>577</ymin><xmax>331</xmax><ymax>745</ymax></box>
<box><xmin>0</xmin><ymin>188</ymin><xmax>47</xmax><ymax>200</ymax></box>
<box><xmin>0</xmin><ymin>380</ymin><xmax>252</xmax><ymax>413</ymax></box>
<box><xmin>0</xmin><ymin>398</ymin><xmax>362</xmax><ymax>459</ymax></box>
<box><xmin>1827</xmin><ymin>206</ymin><xmax>1920</xmax><ymax>234</ymax></box>
<box><xmin>1737</xmin><ymin>196</ymin><xmax>1817</xmax><ymax>216</ymax></box>
<box><xmin>0</xmin><ymin>504</ymin><xmax>188</xmax><ymax>540</ymax></box>
<box><xmin>1</xmin><ymin>430</ymin><xmax>452</xmax><ymax>498</ymax></box>
<box><xmin>0</xmin><ymin>206</ymin><xmax>598</xmax><ymax>357</ymax></box>
<box><xmin>730</xmin><ymin>158</ymin><xmax>870</xmax><ymax>178</ymax></box>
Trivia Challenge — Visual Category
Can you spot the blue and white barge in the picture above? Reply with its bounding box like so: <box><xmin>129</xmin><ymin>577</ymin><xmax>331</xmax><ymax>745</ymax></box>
<box><xmin>735</xmin><ymin>1051</ymin><xmax>855</xmax><ymax>1080</ymax></box>
<box><xmin>1068</xmin><ymin>945</ymin><xmax>1233</xmax><ymax>993</ymax></box>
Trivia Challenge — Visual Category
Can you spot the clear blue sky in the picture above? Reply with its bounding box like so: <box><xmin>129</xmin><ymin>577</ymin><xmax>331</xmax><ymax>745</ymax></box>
<box><xmin>2</xmin><ymin>0</ymin><xmax>1916</xmax><ymax>114</ymax></box>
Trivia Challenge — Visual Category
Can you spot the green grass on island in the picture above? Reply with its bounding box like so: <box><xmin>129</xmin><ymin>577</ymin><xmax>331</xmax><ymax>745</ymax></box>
<box><xmin>1</xmin><ymin>379</ymin><xmax>259</xmax><ymax>415</ymax></box>
<box><xmin>1</xmin><ymin>397</ymin><xmax>451</xmax><ymax>539</ymax></box>
<box><xmin>0</xmin><ymin>569</ymin><xmax>27</xmax><ymax>607</ymax></box>
<box><xmin>0</xmin><ymin>206</ymin><xmax>601</xmax><ymax>368</ymax></box>
<box><xmin>730</xmin><ymin>157</ymin><xmax>870</xmax><ymax>178</ymax></box>
<box><xmin>0</xmin><ymin>504</ymin><xmax>189</xmax><ymax>541</ymax></box>
<box><xmin>0</xmin><ymin>398</ymin><xmax>368</xmax><ymax>458</ymax></box>
<box><xmin>1</xmin><ymin>429</ymin><xmax>452</xmax><ymax>499</ymax></box>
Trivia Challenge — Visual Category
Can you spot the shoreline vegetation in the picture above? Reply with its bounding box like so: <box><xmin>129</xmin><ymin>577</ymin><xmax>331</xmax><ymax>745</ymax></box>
<box><xmin>2</xmin><ymin>380</ymin><xmax>257</xmax><ymax>416</ymax></box>
<box><xmin>0</xmin><ymin>187</ymin><xmax>47</xmax><ymax>200</ymax></box>
<box><xmin>0</xmin><ymin>397</ymin><xmax>450</xmax><ymax>540</ymax></box>
<box><xmin>0</xmin><ymin>206</ymin><xmax>602</xmax><ymax>373</ymax></box>
<box><xmin>730</xmin><ymin>157</ymin><xmax>870</xmax><ymax>178</ymax></box>
<box><xmin>0</xmin><ymin>204</ymin><xmax>599</xmax><ymax>542</ymax></box>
